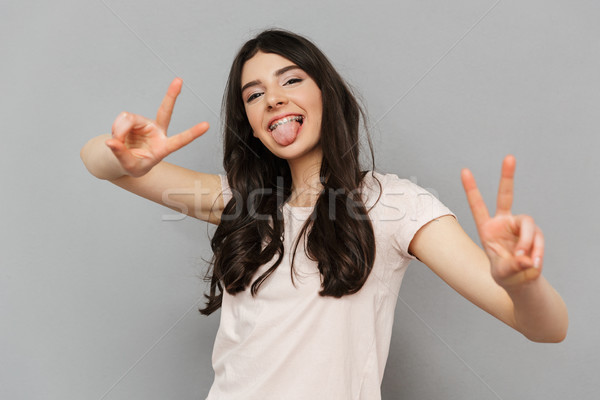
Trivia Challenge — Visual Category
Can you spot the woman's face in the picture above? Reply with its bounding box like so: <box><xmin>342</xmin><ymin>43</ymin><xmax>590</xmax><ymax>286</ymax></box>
<box><xmin>241</xmin><ymin>51</ymin><xmax>323</xmax><ymax>161</ymax></box>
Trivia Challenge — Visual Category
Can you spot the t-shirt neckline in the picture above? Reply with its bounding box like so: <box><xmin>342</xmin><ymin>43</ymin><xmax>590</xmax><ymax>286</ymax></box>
<box><xmin>283</xmin><ymin>202</ymin><xmax>314</xmax><ymax>213</ymax></box>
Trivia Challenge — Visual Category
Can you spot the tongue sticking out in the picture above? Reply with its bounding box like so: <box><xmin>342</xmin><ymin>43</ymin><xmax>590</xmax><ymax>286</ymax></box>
<box><xmin>271</xmin><ymin>120</ymin><xmax>301</xmax><ymax>146</ymax></box>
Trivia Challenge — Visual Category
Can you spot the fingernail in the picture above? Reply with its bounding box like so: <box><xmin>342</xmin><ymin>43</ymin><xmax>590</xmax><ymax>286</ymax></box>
<box><xmin>534</xmin><ymin>257</ymin><xmax>541</xmax><ymax>269</ymax></box>
<box><xmin>515</xmin><ymin>249</ymin><xmax>525</xmax><ymax>257</ymax></box>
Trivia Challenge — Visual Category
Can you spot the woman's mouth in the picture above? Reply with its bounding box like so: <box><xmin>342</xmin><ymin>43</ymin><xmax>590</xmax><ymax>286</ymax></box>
<box><xmin>268</xmin><ymin>115</ymin><xmax>304</xmax><ymax>131</ymax></box>
<box><xmin>268</xmin><ymin>115</ymin><xmax>304</xmax><ymax>146</ymax></box>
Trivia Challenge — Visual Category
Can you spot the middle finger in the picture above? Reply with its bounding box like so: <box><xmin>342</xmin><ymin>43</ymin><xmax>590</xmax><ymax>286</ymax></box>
<box><xmin>156</xmin><ymin>77</ymin><xmax>183</xmax><ymax>131</ymax></box>
<box><xmin>496</xmin><ymin>155</ymin><xmax>516</xmax><ymax>216</ymax></box>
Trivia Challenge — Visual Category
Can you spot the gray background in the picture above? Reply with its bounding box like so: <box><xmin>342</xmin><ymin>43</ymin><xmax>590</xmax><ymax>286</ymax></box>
<box><xmin>1</xmin><ymin>0</ymin><xmax>598</xmax><ymax>399</ymax></box>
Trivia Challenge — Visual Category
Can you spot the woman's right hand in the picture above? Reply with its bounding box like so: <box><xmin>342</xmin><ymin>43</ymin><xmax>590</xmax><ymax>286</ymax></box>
<box><xmin>105</xmin><ymin>78</ymin><xmax>210</xmax><ymax>177</ymax></box>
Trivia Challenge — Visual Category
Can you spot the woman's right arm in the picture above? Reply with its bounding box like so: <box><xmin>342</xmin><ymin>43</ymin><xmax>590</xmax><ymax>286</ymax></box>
<box><xmin>80</xmin><ymin>78</ymin><xmax>226</xmax><ymax>225</ymax></box>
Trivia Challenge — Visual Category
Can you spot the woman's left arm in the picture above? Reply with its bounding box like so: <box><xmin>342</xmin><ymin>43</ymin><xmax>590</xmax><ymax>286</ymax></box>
<box><xmin>408</xmin><ymin>155</ymin><xmax>568</xmax><ymax>343</ymax></box>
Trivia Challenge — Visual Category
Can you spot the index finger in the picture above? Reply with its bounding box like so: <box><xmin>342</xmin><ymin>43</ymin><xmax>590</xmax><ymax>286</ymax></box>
<box><xmin>496</xmin><ymin>154</ymin><xmax>516</xmax><ymax>215</ymax></box>
<box><xmin>461</xmin><ymin>168</ymin><xmax>491</xmax><ymax>229</ymax></box>
<box><xmin>156</xmin><ymin>77</ymin><xmax>183</xmax><ymax>132</ymax></box>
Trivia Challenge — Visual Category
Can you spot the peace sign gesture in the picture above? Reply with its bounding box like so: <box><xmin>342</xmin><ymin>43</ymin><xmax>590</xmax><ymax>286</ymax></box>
<box><xmin>105</xmin><ymin>78</ymin><xmax>209</xmax><ymax>177</ymax></box>
<box><xmin>461</xmin><ymin>155</ymin><xmax>544</xmax><ymax>289</ymax></box>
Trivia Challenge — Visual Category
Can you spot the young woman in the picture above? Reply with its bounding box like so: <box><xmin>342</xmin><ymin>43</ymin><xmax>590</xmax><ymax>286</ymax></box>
<box><xmin>80</xmin><ymin>29</ymin><xmax>568</xmax><ymax>399</ymax></box>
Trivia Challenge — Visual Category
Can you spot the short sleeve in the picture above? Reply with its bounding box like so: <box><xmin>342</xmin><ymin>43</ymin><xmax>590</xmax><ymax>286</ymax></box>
<box><xmin>219</xmin><ymin>174</ymin><xmax>233</xmax><ymax>206</ymax></box>
<box><xmin>379</xmin><ymin>174</ymin><xmax>456</xmax><ymax>260</ymax></box>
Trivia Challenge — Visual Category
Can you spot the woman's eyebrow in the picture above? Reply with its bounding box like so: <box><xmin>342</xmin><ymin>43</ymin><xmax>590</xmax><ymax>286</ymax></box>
<box><xmin>241</xmin><ymin>65</ymin><xmax>301</xmax><ymax>93</ymax></box>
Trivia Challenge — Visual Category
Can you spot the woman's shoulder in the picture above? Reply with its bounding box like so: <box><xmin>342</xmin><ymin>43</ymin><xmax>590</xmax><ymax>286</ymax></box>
<box><xmin>361</xmin><ymin>170</ymin><xmax>452</xmax><ymax>216</ymax></box>
<box><xmin>361</xmin><ymin>170</ymin><xmax>429</xmax><ymax>197</ymax></box>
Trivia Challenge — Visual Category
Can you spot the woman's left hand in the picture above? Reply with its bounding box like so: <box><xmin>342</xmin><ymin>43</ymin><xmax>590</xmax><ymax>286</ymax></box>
<box><xmin>461</xmin><ymin>155</ymin><xmax>544</xmax><ymax>290</ymax></box>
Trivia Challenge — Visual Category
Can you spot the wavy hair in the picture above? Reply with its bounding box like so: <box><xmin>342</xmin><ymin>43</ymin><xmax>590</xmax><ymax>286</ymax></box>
<box><xmin>200</xmin><ymin>29</ymin><xmax>380</xmax><ymax>315</ymax></box>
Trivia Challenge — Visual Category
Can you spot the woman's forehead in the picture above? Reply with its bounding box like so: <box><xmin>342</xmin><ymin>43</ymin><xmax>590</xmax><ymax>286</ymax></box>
<box><xmin>241</xmin><ymin>52</ymin><xmax>298</xmax><ymax>85</ymax></box>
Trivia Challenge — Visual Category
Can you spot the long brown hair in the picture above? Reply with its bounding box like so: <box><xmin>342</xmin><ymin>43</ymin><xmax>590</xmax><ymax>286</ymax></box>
<box><xmin>200</xmin><ymin>29</ymin><xmax>379</xmax><ymax>315</ymax></box>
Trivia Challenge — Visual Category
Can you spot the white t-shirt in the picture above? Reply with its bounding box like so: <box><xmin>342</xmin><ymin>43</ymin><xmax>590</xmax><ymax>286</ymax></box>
<box><xmin>206</xmin><ymin>171</ymin><xmax>455</xmax><ymax>400</ymax></box>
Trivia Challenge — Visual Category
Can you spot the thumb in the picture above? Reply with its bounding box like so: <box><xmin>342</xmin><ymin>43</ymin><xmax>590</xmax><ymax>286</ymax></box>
<box><xmin>105</xmin><ymin>138</ymin><xmax>124</xmax><ymax>154</ymax></box>
<box><xmin>105</xmin><ymin>138</ymin><xmax>135</xmax><ymax>171</ymax></box>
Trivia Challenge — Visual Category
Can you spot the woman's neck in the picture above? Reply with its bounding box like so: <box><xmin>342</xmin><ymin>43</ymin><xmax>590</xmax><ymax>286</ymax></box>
<box><xmin>287</xmin><ymin>147</ymin><xmax>323</xmax><ymax>207</ymax></box>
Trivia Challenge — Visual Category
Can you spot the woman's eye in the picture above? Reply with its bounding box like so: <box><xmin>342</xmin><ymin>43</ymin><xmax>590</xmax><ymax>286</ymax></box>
<box><xmin>246</xmin><ymin>92</ymin><xmax>262</xmax><ymax>103</ymax></box>
<box><xmin>285</xmin><ymin>78</ymin><xmax>302</xmax><ymax>85</ymax></box>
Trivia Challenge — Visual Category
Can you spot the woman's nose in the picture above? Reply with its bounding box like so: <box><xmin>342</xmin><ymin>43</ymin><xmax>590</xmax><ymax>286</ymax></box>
<box><xmin>266</xmin><ymin>89</ymin><xmax>288</xmax><ymax>109</ymax></box>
